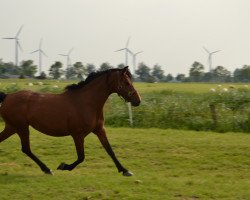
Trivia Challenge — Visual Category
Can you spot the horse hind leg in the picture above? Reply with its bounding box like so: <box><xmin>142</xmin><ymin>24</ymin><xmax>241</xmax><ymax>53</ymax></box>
<box><xmin>17</xmin><ymin>128</ymin><xmax>53</xmax><ymax>175</ymax></box>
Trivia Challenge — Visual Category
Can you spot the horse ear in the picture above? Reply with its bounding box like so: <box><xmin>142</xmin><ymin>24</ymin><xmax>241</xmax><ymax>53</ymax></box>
<box><xmin>122</xmin><ymin>66</ymin><xmax>129</xmax><ymax>74</ymax></box>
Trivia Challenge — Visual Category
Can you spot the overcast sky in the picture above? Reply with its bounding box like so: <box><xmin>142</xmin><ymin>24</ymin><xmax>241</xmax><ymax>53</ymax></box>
<box><xmin>1</xmin><ymin>0</ymin><xmax>250</xmax><ymax>75</ymax></box>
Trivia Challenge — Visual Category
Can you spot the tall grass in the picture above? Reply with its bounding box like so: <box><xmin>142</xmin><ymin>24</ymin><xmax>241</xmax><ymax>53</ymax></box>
<box><xmin>105</xmin><ymin>87</ymin><xmax>250</xmax><ymax>132</ymax></box>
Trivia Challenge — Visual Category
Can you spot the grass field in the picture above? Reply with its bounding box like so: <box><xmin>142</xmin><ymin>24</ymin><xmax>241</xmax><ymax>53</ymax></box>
<box><xmin>0</xmin><ymin>79</ymin><xmax>249</xmax><ymax>94</ymax></box>
<box><xmin>135</xmin><ymin>82</ymin><xmax>250</xmax><ymax>94</ymax></box>
<box><xmin>0</xmin><ymin>124</ymin><xmax>249</xmax><ymax>200</ymax></box>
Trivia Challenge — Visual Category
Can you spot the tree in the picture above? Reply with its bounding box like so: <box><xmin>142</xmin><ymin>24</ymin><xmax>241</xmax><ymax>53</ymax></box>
<box><xmin>241</xmin><ymin>65</ymin><xmax>250</xmax><ymax>81</ymax></box>
<box><xmin>117</xmin><ymin>63</ymin><xmax>126</xmax><ymax>69</ymax></box>
<box><xmin>86</xmin><ymin>63</ymin><xmax>96</xmax><ymax>76</ymax></box>
<box><xmin>189</xmin><ymin>61</ymin><xmax>204</xmax><ymax>82</ymax></box>
<box><xmin>66</xmin><ymin>62</ymin><xmax>86</xmax><ymax>80</ymax></box>
<box><xmin>135</xmin><ymin>62</ymin><xmax>152</xmax><ymax>82</ymax></box>
<box><xmin>165</xmin><ymin>73</ymin><xmax>174</xmax><ymax>82</ymax></box>
<box><xmin>203</xmin><ymin>72</ymin><xmax>213</xmax><ymax>82</ymax></box>
<box><xmin>233</xmin><ymin>68</ymin><xmax>241</xmax><ymax>82</ymax></box>
<box><xmin>49</xmin><ymin>61</ymin><xmax>64</xmax><ymax>79</ymax></box>
<box><xmin>99</xmin><ymin>62</ymin><xmax>113</xmax><ymax>71</ymax></box>
<box><xmin>212</xmin><ymin>66</ymin><xmax>231</xmax><ymax>82</ymax></box>
<box><xmin>74</xmin><ymin>62</ymin><xmax>86</xmax><ymax>80</ymax></box>
<box><xmin>176</xmin><ymin>74</ymin><xmax>186</xmax><ymax>82</ymax></box>
<box><xmin>151</xmin><ymin>64</ymin><xmax>165</xmax><ymax>81</ymax></box>
<box><xmin>234</xmin><ymin>65</ymin><xmax>250</xmax><ymax>82</ymax></box>
<box><xmin>0</xmin><ymin>59</ymin><xmax>6</xmax><ymax>74</ymax></box>
<box><xmin>4</xmin><ymin>62</ymin><xmax>21</xmax><ymax>75</ymax></box>
<box><xmin>20</xmin><ymin>60</ymin><xmax>37</xmax><ymax>78</ymax></box>
<box><xmin>65</xmin><ymin>67</ymin><xmax>76</xmax><ymax>79</ymax></box>
<box><xmin>36</xmin><ymin>71</ymin><xmax>47</xmax><ymax>79</ymax></box>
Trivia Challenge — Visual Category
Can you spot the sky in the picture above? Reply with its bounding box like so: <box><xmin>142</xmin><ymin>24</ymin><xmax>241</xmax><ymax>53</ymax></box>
<box><xmin>1</xmin><ymin>0</ymin><xmax>250</xmax><ymax>76</ymax></box>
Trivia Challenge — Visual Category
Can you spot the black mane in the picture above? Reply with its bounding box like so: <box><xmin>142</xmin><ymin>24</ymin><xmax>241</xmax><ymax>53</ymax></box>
<box><xmin>65</xmin><ymin>68</ymin><xmax>131</xmax><ymax>90</ymax></box>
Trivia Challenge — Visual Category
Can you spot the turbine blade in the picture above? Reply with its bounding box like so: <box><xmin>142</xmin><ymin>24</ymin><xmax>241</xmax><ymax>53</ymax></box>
<box><xmin>211</xmin><ymin>50</ymin><xmax>221</xmax><ymax>54</ymax></box>
<box><xmin>59</xmin><ymin>54</ymin><xmax>67</xmax><ymax>56</ymax></box>
<box><xmin>2</xmin><ymin>37</ymin><xmax>15</xmax><ymax>39</ymax></box>
<box><xmin>115</xmin><ymin>48</ymin><xmax>126</xmax><ymax>52</ymax></box>
<box><xmin>16</xmin><ymin>25</ymin><xmax>24</xmax><ymax>38</ymax></box>
<box><xmin>39</xmin><ymin>38</ymin><xmax>43</xmax><ymax>49</ymax></box>
<box><xmin>126</xmin><ymin>48</ymin><xmax>133</xmax><ymax>55</ymax></box>
<box><xmin>126</xmin><ymin>36</ymin><xmax>131</xmax><ymax>48</ymax></box>
<box><xmin>135</xmin><ymin>51</ymin><xmax>143</xmax><ymax>56</ymax></box>
<box><xmin>31</xmin><ymin>50</ymin><xmax>39</xmax><ymax>54</ymax></box>
<box><xmin>203</xmin><ymin>46</ymin><xmax>210</xmax><ymax>53</ymax></box>
<box><xmin>41</xmin><ymin>50</ymin><xmax>48</xmax><ymax>57</ymax></box>
<box><xmin>17</xmin><ymin>41</ymin><xmax>23</xmax><ymax>52</ymax></box>
<box><xmin>68</xmin><ymin>48</ymin><xmax>74</xmax><ymax>55</ymax></box>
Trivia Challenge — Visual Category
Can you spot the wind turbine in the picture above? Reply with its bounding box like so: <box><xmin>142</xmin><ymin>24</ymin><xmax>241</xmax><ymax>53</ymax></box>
<box><xmin>115</xmin><ymin>36</ymin><xmax>131</xmax><ymax>66</ymax></box>
<box><xmin>203</xmin><ymin>46</ymin><xmax>221</xmax><ymax>72</ymax></box>
<box><xmin>115</xmin><ymin>37</ymin><xmax>137</xmax><ymax>127</ymax></box>
<box><xmin>59</xmin><ymin>48</ymin><xmax>74</xmax><ymax>69</ymax></box>
<box><xmin>31</xmin><ymin>38</ymin><xmax>47</xmax><ymax>75</ymax></box>
<box><xmin>127</xmin><ymin>49</ymin><xmax>143</xmax><ymax>74</ymax></box>
<box><xmin>2</xmin><ymin>25</ymin><xmax>24</xmax><ymax>66</ymax></box>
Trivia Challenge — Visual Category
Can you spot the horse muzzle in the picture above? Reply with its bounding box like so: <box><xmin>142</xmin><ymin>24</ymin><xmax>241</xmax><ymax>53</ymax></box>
<box><xmin>130</xmin><ymin>95</ymin><xmax>141</xmax><ymax>107</ymax></box>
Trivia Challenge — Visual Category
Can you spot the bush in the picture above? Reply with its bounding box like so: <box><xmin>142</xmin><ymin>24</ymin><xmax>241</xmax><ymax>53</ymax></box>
<box><xmin>104</xmin><ymin>89</ymin><xmax>250</xmax><ymax>132</ymax></box>
<box><xmin>0</xmin><ymin>83</ymin><xmax>21</xmax><ymax>93</ymax></box>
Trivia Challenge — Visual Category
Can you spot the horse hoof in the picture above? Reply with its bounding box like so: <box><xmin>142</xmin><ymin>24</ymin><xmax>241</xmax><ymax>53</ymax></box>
<box><xmin>123</xmin><ymin>171</ymin><xmax>133</xmax><ymax>176</ymax></box>
<box><xmin>45</xmin><ymin>170</ymin><xmax>54</xmax><ymax>175</ymax></box>
<box><xmin>57</xmin><ymin>163</ymin><xmax>66</xmax><ymax>170</ymax></box>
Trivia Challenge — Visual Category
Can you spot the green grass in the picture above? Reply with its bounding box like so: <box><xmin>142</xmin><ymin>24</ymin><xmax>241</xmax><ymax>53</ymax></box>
<box><xmin>135</xmin><ymin>82</ymin><xmax>250</xmax><ymax>94</ymax></box>
<box><xmin>0</xmin><ymin>123</ymin><xmax>249</xmax><ymax>200</ymax></box>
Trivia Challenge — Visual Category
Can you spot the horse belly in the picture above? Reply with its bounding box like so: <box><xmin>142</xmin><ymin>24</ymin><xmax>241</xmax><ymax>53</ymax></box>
<box><xmin>29</xmin><ymin>106</ymin><xmax>70</xmax><ymax>137</ymax></box>
<box><xmin>30</xmin><ymin>123</ymin><xmax>69</xmax><ymax>137</ymax></box>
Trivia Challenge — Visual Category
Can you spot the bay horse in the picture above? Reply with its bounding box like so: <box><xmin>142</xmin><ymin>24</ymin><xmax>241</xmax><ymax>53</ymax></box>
<box><xmin>0</xmin><ymin>66</ymin><xmax>141</xmax><ymax>176</ymax></box>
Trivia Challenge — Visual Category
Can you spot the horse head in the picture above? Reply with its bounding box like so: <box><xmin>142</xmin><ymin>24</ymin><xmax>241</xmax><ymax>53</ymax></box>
<box><xmin>115</xmin><ymin>66</ymin><xmax>141</xmax><ymax>107</ymax></box>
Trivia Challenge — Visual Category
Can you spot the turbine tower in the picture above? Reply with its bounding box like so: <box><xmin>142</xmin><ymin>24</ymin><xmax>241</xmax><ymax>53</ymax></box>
<box><xmin>127</xmin><ymin>49</ymin><xmax>143</xmax><ymax>74</ymax></box>
<box><xmin>59</xmin><ymin>48</ymin><xmax>74</xmax><ymax>69</ymax></box>
<box><xmin>31</xmin><ymin>38</ymin><xmax>47</xmax><ymax>75</ymax></box>
<box><xmin>2</xmin><ymin>25</ymin><xmax>24</xmax><ymax>66</ymax></box>
<box><xmin>115</xmin><ymin>36</ymin><xmax>131</xmax><ymax>66</ymax></box>
<box><xmin>203</xmin><ymin>46</ymin><xmax>221</xmax><ymax>72</ymax></box>
<box><xmin>115</xmin><ymin>37</ymin><xmax>136</xmax><ymax>127</ymax></box>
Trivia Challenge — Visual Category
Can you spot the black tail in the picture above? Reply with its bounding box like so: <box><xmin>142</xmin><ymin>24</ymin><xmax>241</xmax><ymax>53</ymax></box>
<box><xmin>0</xmin><ymin>92</ymin><xmax>7</xmax><ymax>102</ymax></box>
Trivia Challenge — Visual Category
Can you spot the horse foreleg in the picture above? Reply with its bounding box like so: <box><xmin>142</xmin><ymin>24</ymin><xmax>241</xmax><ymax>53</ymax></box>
<box><xmin>0</xmin><ymin>125</ymin><xmax>15</xmax><ymax>143</ymax></box>
<box><xmin>95</xmin><ymin>128</ymin><xmax>133</xmax><ymax>176</ymax></box>
<box><xmin>17</xmin><ymin>129</ymin><xmax>53</xmax><ymax>175</ymax></box>
<box><xmin>57</xmin><ymin>134</ymin><xmax>85</xmax><ymax>171</ymax></box>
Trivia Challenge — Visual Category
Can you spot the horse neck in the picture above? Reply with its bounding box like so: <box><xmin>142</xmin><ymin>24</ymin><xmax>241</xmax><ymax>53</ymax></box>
<box><xmin>77</xmin><ymin>74</ymin><xmax>113</xmax><ymax>109</ymax></box>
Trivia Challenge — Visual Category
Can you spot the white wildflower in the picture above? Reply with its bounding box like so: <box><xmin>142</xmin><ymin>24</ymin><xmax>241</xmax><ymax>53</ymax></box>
<box><xmin>222</xmin><ymin>88</ymin><xmax>228</xmax><ymax>92</ymax></box>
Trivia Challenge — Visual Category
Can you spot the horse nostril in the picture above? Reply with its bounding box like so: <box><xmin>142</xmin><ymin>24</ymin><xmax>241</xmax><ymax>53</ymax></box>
<box><xmin>131</xmin><ymin>100</ymin><xmax>140</xmax><ymax>107</ymax></box>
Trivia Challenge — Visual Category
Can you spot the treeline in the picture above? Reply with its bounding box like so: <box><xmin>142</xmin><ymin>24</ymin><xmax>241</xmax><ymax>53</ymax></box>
<box><xmin>0</xmin><ymin>58</ymin><xmax>250</xmax><ymax>82</ymax></box>
<box><xmin>136</xmin><ymin>61</ymin><xmax>250</xmax><ymax>83</ymax></box>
